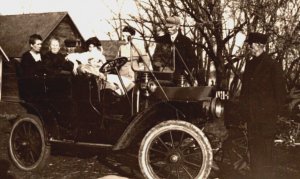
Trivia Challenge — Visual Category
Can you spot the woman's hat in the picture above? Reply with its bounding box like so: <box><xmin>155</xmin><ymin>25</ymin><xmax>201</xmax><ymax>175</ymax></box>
<box><xmin>86</xmin><ymin>37</ymin><xmax>101</xmax><ymax>47</ymax></box>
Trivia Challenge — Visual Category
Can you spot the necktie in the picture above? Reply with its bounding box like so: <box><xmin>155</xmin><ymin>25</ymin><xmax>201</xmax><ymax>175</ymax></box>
<box><xmin>171</xmin><ymin>36</ymin><xmax>175</xmax><ymax>42</ymax></box>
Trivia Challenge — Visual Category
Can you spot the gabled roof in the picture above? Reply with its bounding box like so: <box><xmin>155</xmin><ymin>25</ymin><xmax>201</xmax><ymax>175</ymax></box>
<box><xmin>0</xmin><ymin>12</ymin><xmax>84</xmax><ymax>58</ymax></box>
<box><xmin>0</xmin><ymin>46</ymin><xmax>9</xmax><ymax>62</ymax></box>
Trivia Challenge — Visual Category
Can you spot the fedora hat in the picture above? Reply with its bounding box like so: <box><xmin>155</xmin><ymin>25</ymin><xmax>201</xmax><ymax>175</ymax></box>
<box><xmin>165</xmin><ymin>16</ymin><xmax>181</xmax><ymax>27</ymax></box>
<box><xmin>245</xmin><ymin>32</ymin><xmax>268</xmax><ymax>44</ymax></box>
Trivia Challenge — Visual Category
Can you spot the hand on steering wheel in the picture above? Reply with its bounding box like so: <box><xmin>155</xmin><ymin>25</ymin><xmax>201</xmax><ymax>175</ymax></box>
<box><xmin>99</xmin><ymin>57</ymin><xmax>128</xmax><ymax>73</ymax></box>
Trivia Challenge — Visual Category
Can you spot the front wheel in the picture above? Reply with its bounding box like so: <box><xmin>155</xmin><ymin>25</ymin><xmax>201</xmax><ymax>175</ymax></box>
<box><xmin>139</xmin><ymin>120</ymin><xmax>213</xmax><ymax>179</ymax></box>
<box><xmin>8</xmin><ymin>114</ymin><xmax>50</xmax><ymax>171</ymax></box>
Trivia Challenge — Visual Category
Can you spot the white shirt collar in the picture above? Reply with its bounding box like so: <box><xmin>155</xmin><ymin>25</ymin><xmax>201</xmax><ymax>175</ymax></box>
<box><xmin>30</xmin><ymin>51</ymin><xmax>41</xmax><ymax>62</ymax></box>
<box><xmin>170</xmin><ymin>31</ymin><xmax>179</xmax><ymax>42</ymax></box>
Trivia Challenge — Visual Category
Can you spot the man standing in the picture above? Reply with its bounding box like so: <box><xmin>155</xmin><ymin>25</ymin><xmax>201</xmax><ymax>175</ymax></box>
<box><xmin>154</xmin><ymin>16</ymin><xmax>199</xmax><ymax>86</ymax></box>
<box><xmin>240</xmin><ymin>32</ymin><xmax>286</xmax><ymax>178</ymax></box>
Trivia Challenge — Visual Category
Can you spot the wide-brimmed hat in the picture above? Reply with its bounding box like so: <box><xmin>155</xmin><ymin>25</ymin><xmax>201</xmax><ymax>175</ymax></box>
<box><xmin>165</xmin><ymin>16</ymin><xmax>181</xmax><ymax>27</ymax></box>
<box><xmin>245</xmin><ymin>32</ymin><xmax>268</xmax><ymax>44</ymax></box>
<box><xmin>86</xmin><ymin>37</ymin><xmax>101</xmax><ymax>47</ymax></box>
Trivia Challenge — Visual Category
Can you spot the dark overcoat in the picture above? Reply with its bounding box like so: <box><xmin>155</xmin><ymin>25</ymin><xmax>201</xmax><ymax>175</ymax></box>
<box><xmin>240</xmin><ymin>52</ymin><xmax>286</xmax><ymax>128</ymax></box>
<box><xmin>20</xmin><ymin>51</ymin><xmax>45</xmax><ymax>77</ymax></box>
<box><xmin>154</xmin><ymin>30</ymin><xmax>198</xmax><ymax>77</ymax></box>
<box><xmin>43</xmin><ymin>51</ymin><xmax>73</xmax><ymax>75</ymax></box>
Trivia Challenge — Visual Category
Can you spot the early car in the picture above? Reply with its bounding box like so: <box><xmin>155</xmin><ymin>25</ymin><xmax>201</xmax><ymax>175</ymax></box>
<box><xmin>7</xmin><ymin>42</ymin><xmax>224</xmax><ymax>179</ymax></box>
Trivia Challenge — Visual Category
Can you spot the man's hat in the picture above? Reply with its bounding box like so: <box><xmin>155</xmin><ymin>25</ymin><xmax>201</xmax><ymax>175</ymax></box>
<box><xmin>123</xmin><ymin>26</ymin><xmax>136</xmax><ymax>36</ymax></box>
<box><xmin>245</xmin><ymin>32</ymin><xmax>269</xmax><ymax>44</ymax></box>
<box><xmin>86</xmin><ymin>37</ymin><xmax>101</xmax><ymax>47</ymax></box>
<box><xmin>64</xmin><ymin>39</ymin><xmax>77</xmax><ymax>47</ymax></box>
<box><xmin>165</xmin><ymin>16</ymin><xmax>181</xmax><ymax>27</ymax></box>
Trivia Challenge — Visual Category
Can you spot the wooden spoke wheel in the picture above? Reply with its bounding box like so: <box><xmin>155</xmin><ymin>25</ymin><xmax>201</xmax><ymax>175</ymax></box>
<box><xmin>8</xmin><ymin>115</ymin><xmax>50</xmax><ymax>171</ymax></box>
<box><xmin>139</xmin><ymin>120</ymin><xmax>212</xmax><ymax>179</ymax></box>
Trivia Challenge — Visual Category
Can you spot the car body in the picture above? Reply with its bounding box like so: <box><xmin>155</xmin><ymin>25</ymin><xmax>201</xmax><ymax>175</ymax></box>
<box><xmin>7</xmin><ymin>44</ymin><xmax>224</xmax><ymax>179</ymax></box>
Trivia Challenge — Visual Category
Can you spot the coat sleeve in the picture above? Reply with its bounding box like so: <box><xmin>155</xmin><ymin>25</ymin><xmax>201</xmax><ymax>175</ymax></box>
<box><xmin>21</xmin><ymin>52</ymin><xmax>36</xmax><ymax>77</ymax></box>
<box><xmin>20</xmin><ymin>53</ymin><xmax>31</xmax><ymax>76</ymax></box>
<box><xmin>271</xmin><ymin>60</ymin><xmax>287</xmax><ymax>115</ymax></box>
<box><xmin>185</xmin><ymin>39</ymin><xmax>198</xmax><ymax>72</ymax></box>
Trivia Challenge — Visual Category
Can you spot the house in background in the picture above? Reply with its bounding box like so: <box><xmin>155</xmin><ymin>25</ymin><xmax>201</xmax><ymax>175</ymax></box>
<box><xmin>0</xmin><ymin>12</ymin><xmax>123</xmax><ymax>100</ymax></box>
<box><xmin>0</xmin><ymin>12</ymin><xmax>86</xmax><ymax>100</ymax></box>
<box><xmin>0</xmin><ymin>11</ymin><xmax>122</xmax><ymax>60</ymax></box>
<box><xmin>0</xmin><ymin>46</ymin><xmax>10</xmax><ymax>101</ymax></box>
<box><xmin>0</xmin><ymin>12</ymin><xmax>85</xmax><ymax>59</ymax></box>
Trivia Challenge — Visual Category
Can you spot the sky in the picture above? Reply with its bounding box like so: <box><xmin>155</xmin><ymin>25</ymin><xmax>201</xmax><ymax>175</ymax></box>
<box><xmin>0</xmin><ymin>0</ymin><xmax>138</xmax><ymax>39</ymax></box>
<box><xmin>0</xmin><ymin>0</ymin><xmax>246</xmax><ymax>53</ymax></box>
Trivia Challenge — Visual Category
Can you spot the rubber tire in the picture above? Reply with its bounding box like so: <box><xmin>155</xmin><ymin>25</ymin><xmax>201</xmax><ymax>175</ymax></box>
<box><xmin>8</xmin><ymin>114</ymin><xmax>50</xmax><ymax>171</ymax></box>
<box><xmin>139</xmin><ymin>120</ymin><xmax>213</xmax><ymax>179</ymax></box>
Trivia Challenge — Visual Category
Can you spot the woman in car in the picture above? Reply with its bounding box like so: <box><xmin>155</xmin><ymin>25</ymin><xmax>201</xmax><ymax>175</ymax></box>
<box><xmin>43</xmin><ymin>37</ymin><xmax>73</xmax><ymax>75</ymax></box>
<box><xmin>65</xmin><ymin>37</ymin><xmax>106</xmax><ymax>77</ymax></box>
<box><xmin>20</xmin><ymin>34</ymin><xmax>45</xmax><ymax>77</ymax></box>
<box><xmin>66</xmin><ymin>37</ymin><xmax>133</xmax><ymax>95</ymax></box>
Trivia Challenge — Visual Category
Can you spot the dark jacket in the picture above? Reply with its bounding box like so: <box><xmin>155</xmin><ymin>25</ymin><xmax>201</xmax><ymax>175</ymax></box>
<box><xmin>19</xmin><ymin>51</ymin><xmax>46</xmax><ymax>99</ymax></box>
<box><xmin>20</xmin><ymin>51</ymin><xmax>45</xmax><ymax>77</ymax></box>
<box><xmin>240</xmin><ymin>52</ymin><xmax>286</xmax><ymax>125</ymax></box>
<box><xmin>154</xmin><ymin>30</ymin><xmax>198</xmax><ymax>81</ymax></box>
<box><xmin>43</xmin><ymin>52</ymin><xmax>73</xmax><ymax>75</ymax></box>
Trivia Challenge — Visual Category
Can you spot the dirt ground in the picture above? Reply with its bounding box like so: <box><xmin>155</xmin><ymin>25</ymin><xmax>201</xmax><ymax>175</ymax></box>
<box><xmin>1</xmin><ymin>101</ymin><xmax>300</xmax><ymax>179</ymax></box>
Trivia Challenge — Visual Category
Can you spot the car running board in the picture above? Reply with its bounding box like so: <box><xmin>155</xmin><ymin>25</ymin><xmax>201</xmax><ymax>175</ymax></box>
<box><xmin>49</xmin><ymin>138</ymin><xmax>113</xmax><ymax>148</ymax></box>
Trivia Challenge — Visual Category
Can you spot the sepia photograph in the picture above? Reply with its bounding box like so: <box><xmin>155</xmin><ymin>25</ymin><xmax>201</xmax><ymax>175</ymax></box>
<box><xmin>0</xmin><ymin>0</ymin><xmax>300</xmax><ymax>178</ymax></box>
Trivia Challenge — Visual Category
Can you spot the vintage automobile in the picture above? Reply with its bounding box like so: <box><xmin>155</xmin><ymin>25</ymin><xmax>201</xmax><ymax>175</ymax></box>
<box><xmin>7</xmin><ymin>42</ymin><xmax>224</xmax><ymax>179</ymax></box>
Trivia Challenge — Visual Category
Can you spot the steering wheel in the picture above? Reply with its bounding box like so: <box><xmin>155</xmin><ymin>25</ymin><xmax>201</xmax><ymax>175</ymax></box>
<box><xmin>99</xmin><ymin>57</ymin><xmax>128</xmax><ymax>73</ymax></box>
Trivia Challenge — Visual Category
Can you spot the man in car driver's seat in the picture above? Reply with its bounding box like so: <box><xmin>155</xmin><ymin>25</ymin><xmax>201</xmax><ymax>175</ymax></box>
<box><xmin>118</xmin><ymin>26</ymin><xmax>152</xmax><ymax>79</ymax></box>
<box><xmin>103</xmin><ymin>26</ymin><xmax>152</xmax><ymax>95</ymax></box>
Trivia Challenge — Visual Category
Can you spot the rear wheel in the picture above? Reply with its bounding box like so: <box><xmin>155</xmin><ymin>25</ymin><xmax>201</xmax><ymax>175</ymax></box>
<box><xmin>139</xmin><ymin>120</ymin><xmax>212</xmax><ymax>179</ymax></box>
<box><xmin>8</xmin><ymin>114</ymin><xmax>50</xmax><ymax>171</ymax></box>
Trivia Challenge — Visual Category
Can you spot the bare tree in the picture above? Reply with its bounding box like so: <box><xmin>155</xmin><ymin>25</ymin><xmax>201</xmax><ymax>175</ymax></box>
<box><xmin>130</xmin><ymin>0</ymin><xmax>248</xmax><ymax>92</ymax></box>
<box><xmin>107</xmin><ymin>0</ymin><xmax>300</xmax><ymax>95</ymax></box>
<box><xmin>242</xmin><ymin>0</ymin><xmax>300</xmax><ymax>91</ymax></box>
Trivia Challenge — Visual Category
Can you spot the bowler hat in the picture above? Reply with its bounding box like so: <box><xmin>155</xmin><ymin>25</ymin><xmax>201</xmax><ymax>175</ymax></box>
<box><xmin>165</xmin><ymin>16</ymin><xmax>181</xmax><ymax>27</ymax></box>
<box><xmin>245</xmin><ymin>32</ymin><xmax>268</xmax><ymax>44</ymax></box>
<box><xmin>86</xmin><ymin>37</ymin><xmax>101</xmax><ymax>47</ymax></box>
<box><xmin>64</xmin><ymin>39</ymin><xmax>77</xmax><ymax>47</ymax></box>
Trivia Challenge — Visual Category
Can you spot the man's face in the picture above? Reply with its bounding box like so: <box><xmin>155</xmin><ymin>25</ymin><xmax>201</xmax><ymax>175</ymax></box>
<box><xmin>122</xmin><ymin>32</ymin><xmax>132</xmax><ymax>43</ymax></box>
<box><xmin>30</xmin><ymin>39</ymin><xmax>42</xmax><ymax>53</ymax></box>
<box><xmin>49</xmin><ymin>40</ymin><xmax>60</xmax><ymax>54</ymax></box>
<box><xmin>248</xmin><ymin>43</ymin><xmax>264</xmax><ymax>57</ymax></box>
<box><xmin>167</xmin><ymin>24</ymin><xmax>179</xmax><ymax>35</ymax></box>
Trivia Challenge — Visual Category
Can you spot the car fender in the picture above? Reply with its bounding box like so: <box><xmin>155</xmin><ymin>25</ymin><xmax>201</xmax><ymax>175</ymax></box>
<box><xmin>19</xmin><ymin>101</ymin><xmax>59</xmax><ymax>142</ymax></box>
<box><xmin>113</xmin><ymin>101</ymin><xmax>187</xmax><ymax>150</ymax></box>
